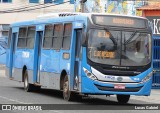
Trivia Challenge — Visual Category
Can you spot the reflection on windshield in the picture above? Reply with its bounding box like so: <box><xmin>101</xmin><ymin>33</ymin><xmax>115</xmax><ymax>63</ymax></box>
<box><xmin>121</xmin><ymin>32</ymin><xmax>151</xmax><ymax>66</ymax></box>
<box><xmin>88</xmin><ymin>29</ymin><xmax>151</xmax><ymax>66</ymax></box>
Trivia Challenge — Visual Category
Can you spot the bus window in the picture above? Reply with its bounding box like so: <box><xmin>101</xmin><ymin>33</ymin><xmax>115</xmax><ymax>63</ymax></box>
<box><xmin>62</xmin><ymin>23</ymin><xmax>72</xmax><ymax>50</ymax></box>
<box><xmin>18</xmin><ymin>27</ymin><xmax>27</xmax><ymax>48</ymax></box>
<box><xmin>53</xmin><ymin>24</ymin><xmax>63</xmax><ymax>50</ymax></box>
<box><xmin>43</xmin><ymin>24</ymin><xmax>53</xmax><ymax>49</ymax></box>
<box><xmin>8</xmin><ymin>28</ymin><xmax>12</xmax><ymax>48</ymax></box>
<box><xmin>26</xmin><ymin>26</ymin><xmax>35</xmax><ymax>49</ymax></box>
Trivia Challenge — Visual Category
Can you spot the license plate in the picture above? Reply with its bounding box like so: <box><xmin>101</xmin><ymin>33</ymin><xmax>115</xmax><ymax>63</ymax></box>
<box><xmin>114</xmin><ymin>84</ymin><xmax>125</xmax><ymax>89</ymax></box>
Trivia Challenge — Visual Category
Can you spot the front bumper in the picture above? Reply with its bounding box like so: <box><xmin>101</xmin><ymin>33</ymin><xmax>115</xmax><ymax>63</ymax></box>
<box><xmin>81</xmin><ymin>76</ymin><xmax>152</xmax><ymax>96</ymax></box>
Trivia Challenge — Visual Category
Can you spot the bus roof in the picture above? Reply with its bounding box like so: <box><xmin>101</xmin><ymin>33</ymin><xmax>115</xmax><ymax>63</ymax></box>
<box><xmin>36</xmin><ymin>12</ymin><xmax>146</xmax><ymax>20</ymax></box>
<box><xmin>10</xmin><ymin>12</ymin><xmax>147</xmax><ymax>27</ymax></box>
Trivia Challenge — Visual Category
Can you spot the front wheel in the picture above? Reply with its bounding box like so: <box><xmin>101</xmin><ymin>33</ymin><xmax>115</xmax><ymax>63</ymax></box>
<box><xmin>117</xmin><ymin>95</ymin><xmax>130</xmax><ymax>104</ymax></box>
<box><xmin>63</xmin><ymin>76</ymin><xmax>74</xmax><ymax>101</ymax></box>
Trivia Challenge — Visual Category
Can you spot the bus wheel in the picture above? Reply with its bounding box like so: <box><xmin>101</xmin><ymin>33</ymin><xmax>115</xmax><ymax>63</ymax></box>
<box><xmin>34</xmin><ymin>86</ymin><xmax>41</xmax><ymax>92</ymax></box>
<box><xmin>117</xmin><ymin>95</ymin><xmax>130</xmax><ymax>104</ymax></box>
<box><xmin>24</xmin><ymin>70</ymin><xmax>33</xmax><ymax>92</ymax></box>
<box><xmin>63</xmin><ymin>76</ymin><xmax>74</xmax><ymax>101</ymax></box>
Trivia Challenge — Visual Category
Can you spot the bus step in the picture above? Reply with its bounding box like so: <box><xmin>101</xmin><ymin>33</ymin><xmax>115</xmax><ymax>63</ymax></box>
<box><xmin>34</xmin><ymin>83</ymin><xmax>41</xmax><ymax>86</ymax></box>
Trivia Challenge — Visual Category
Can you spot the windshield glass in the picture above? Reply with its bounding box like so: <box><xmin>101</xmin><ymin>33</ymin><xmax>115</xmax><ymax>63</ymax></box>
<box><xmin>88</xmin><ymin>29</ymin><xmax>151</xmax><ymax>66</ymax></box>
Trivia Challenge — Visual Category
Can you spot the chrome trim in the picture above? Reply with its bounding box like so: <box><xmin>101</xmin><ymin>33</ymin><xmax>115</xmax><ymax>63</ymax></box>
<box><xmin>94</xmin><ymin>80</ymin><xmax>143</xmax><ymax>85</ymax></box>
<box><xmin>91</xmin><ymin>67</ymin><xmax>136</xmax><ymax>83</ymax></box>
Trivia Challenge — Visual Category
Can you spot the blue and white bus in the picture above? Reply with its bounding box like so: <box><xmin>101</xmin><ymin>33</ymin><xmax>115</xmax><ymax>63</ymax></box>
<box><xmin>6</xmin><ymin>13</ymin><xmax>152</xmax><ymax>103</ymax></box>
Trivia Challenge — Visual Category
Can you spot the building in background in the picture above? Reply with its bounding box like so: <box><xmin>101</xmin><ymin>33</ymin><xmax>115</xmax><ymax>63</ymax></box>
<box><xmin>137</xmin><ymin>3</ymin><xmax>160</xmax><ymax>89</ymax></box>
<box><xmin>0</xmin><ymin>0</ymin><xmax>74</xmax><ymax>64</ymax></box>
<box><xmin>75</xmin><ymin>0</ymin><xmax>146</xmax><ymax>16</ymax></box>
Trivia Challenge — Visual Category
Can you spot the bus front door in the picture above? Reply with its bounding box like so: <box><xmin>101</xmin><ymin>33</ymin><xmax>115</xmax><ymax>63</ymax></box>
<box><xmin>73</xmin><ymin>29</ymin><xmax>82</xmax><ymax>90</ymax></box>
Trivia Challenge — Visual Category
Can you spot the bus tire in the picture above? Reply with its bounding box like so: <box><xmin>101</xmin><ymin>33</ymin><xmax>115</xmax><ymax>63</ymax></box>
<box><xmin>63</xmin><ymin>75</ymin><xmax>74</xmax><ymax>101</ymax></box>
<box><xmin>117</xmin><ymin>95</ymin><xmax>130</xmax><ymax>104</ymax></box>
<box><xmin>24</xmin><ymin>70</ymin><xmax>33</xmax><ymax>92</ymax></box>
<box><xmin>34</xmin><ymin>86</ymin><xmax>41</xmax><ymax>92</ymax></box>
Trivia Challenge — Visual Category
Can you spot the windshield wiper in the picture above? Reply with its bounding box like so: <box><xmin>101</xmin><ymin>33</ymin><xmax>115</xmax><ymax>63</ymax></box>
<box><xmin>124</xmin><ymin>31</ymin><xmax>137</xmax><ymax>45</ymax></box>
<box><xmin>104</xmin><ymin>27</ymin><xmax>117</xmax><ymax>46</ymax></box>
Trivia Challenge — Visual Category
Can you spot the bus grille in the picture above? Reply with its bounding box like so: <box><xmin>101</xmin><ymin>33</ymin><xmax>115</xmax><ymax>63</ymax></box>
<box><xmin>94</xmin><ymin>84</ymin><xmax>142</xmax><ymax>92</ymax></box>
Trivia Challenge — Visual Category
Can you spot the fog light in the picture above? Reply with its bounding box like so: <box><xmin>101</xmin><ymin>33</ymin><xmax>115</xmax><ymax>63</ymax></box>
<box><xmin>83</xmin><ymin>67</ymin><xmax>97</xmax><ymax>80</ymax></box>
<box><xmin>141</xmin><ymin>72</ymin><xmax>153</xmax><ymax>83</ymax></box>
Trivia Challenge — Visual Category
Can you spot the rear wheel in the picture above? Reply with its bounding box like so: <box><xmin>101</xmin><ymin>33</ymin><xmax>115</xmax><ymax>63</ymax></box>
<box><xmin>63</xmin><ymin>76</ymin><xmax>74</xmax><ymax>101</ymax></box>
<box><xmin>24</xmin><ymin>70</ymin><xmax>33</xmax><ymax>92</ymax></box>
<box><xmin>35</xmin><ymin>86</ymin><xmax>41</xmax><ymax>91</ymax></box>
<box><xmin>117</xmin><ymin>95</ymin><xmax>130</xmax><ymax>104</ymax></box>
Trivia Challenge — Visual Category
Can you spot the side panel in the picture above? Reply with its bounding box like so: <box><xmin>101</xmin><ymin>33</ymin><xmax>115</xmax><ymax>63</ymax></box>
<box><xmin>40</xmin><ymin>50</ymin><xmax>61</xmax><ymax>87</ymax></box>
<box><xmin>12</xmin><ymin>68</ymin><xmax>33</xmax><ymax>83</ymax></box>
<box><xmin>13</xmin><ymin>49</ymin><xmax>34</xmax><ymax>82</ymax></box>
<box><xmin>40</xmin><ymin>72</ymin><xmax>60</xmax><ymax>89</ymax></box>
<box><xmin>12</xmin><ymin>68</ymin><xmax>22</xmax><ymax>81</ymax></box>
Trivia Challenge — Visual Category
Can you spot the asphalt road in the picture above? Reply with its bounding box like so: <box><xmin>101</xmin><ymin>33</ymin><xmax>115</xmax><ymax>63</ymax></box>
<box><xmin>0</xmin><ymin>76</ymin><xmax>159</xmax><ymax>113</ymax></box>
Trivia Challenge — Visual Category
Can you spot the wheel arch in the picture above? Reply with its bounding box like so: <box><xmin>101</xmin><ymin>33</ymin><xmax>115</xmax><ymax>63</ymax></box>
<box><xmin>22</xmin><ymin>65</ymin><xmax>27</xmax><ymax>82</ymax></box>
<box><xmin>60</xmin><ymin>69</ymin><xmax>68</xmax><ymax>90</ymax></box>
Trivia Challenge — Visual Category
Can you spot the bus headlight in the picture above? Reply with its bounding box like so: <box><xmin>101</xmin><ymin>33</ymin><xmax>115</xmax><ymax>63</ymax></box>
<box><xmin>141</xmin><ymin>72</ymin><xmax>153</xmax><ymax>83</ymax></box>
<box><xmin>83</xmin><ymin>67</ymin><xmax>98</xmax><ymax>80</ymax></box>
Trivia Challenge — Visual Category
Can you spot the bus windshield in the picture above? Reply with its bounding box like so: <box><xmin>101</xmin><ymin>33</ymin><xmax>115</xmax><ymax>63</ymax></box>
<box><xmin>88</xmin><ymin>29</ymin><xmax>151</xmax><ymax>66</ymax></box>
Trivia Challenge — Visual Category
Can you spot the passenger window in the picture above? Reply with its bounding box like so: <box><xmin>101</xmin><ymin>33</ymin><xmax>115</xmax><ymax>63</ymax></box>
<box><xmin>43</xmin><ymin>25</ymin><xmax>53</xmax><ymax>49</ymax></box>
<box><xmin>53</xmin><ymin>24</ymin><xmax>63</xmax><ymax>49</ymax></box>
<box><xmin>18</xmin><ymin>27</ymin><xmax>27</xmax><ymax>48</ymax></box>
<box><xmin>62</xmin><ymin>23</ymin><xmax>72</xmax><ymax>50</ymax></box>
<box><xmin>26</xmin><ymin>26</ymin><xmax>35</xmax><ymax>48</ymax></box>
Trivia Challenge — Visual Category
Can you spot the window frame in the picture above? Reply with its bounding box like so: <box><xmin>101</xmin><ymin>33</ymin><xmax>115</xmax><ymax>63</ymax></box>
<box><xmin>17</xmin><ymin>27</ymin><xmax>28</xmax><ymax>49</ymax></box>
<box><xmin>17</xmin><ymin>26</ymin><xmax>36</xmax><ymax>49</ymax></box>
<box><xmin>43</xmin><ymin>24</ymin><xmax>54</xmax><ymax>49</ymax></box>
<box><xmin>52</xmin><ymin>23</ymin><xmax>63</xmax><ymax>50</ymax></box>
<box><xmin>43</xmin><ymin>23</ymin><xmax>64</xmax><ymax>50</ymax></box>
<box><xmin>26</xmin><ymin>26</ymin><xmax>36</xmax><ymax>49</ymax></box>
<box><xmin>62</xmin><ymin>23</ymin><xmax>72</xmax><ymax>50</ymax></box>
<box><xmin>43</xmin><ymin>23</ymin><xmax>73</xmax><ymax>50</ymax></box>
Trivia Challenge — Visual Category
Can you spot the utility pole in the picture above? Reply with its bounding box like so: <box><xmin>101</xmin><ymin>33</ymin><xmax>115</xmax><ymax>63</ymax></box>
<box><xmin>80</xmin><ymin>0</ymin><xmax>87</xmax><ymax>13</ymax></box>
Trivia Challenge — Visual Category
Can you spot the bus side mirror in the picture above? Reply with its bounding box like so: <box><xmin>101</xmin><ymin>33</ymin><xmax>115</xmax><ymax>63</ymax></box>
<box><xmin>82</xmin><ymin>32</ymin><xmax>87</xmax><ymax>47</ymax></box>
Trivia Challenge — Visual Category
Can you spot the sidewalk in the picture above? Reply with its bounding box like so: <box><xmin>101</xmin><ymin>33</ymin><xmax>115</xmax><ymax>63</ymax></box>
<box><xmin>131</xmin><ymin>89</ymin><xmax>160</xmax><ymax>104</ymax></box>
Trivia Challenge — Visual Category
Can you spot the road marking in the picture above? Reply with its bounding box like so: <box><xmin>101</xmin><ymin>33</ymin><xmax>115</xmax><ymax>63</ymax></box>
<box><xmin>0</xmin><ymin>96</ymin><xmax>63</xmax><ymax>112</ymax></box>
<box><xmin>0</xmin><ymin>95</ymin><xmax>32</xmax><ymax>104</ymax></box>
<box><xmin>52</xmin><ymin>111</ymin><xmax>63</xmax><ymax>113</ymax></box>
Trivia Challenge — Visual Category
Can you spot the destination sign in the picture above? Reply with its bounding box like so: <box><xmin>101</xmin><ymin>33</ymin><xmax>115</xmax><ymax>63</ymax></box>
<box><xmin>92</xmin><ymin>15</ymin><xmax>147</xmax><ymax>28</ymax></box>
<box><xmin>94</xmin><ymin>50</ymin><xmax>115</xmax><ymax>59</ymax></box>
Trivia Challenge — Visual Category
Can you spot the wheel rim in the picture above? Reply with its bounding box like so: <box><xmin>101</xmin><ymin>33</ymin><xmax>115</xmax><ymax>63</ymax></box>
<box><xmin>24</xmin><ymin>74</ymin><xmax>28</xmax><ymax>89</ymax></box>
<box><xmin>63</xmin><ymin>79</ymin><xmax>69</xmax><ymax>99</ymax></box>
